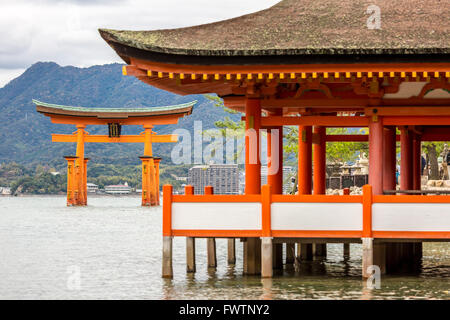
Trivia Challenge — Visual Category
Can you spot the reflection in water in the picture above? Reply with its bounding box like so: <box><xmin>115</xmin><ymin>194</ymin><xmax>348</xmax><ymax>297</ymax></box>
<box><xmin>0</xmin><ymin>196</ymin><xmax>449</xmax><ymax>300</ymax></box>
<box><xmin>260</xmin><ymin>278</ymin><xmax>273</xmax><ymax>300</ymax></box>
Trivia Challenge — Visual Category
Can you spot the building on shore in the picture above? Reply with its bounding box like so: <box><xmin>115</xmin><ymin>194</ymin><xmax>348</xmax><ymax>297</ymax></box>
<box><xmin>261</xmin><ymin>165</ymin><xmax>295</xmax><ymax>194</ymax></box>
<box><xmin>188</xmin><ymin>164</ymin><xmax>239</xmax><ymax>195</ymax></box>
<box><xmin>105</xmin><ymin>183</ymin><xmax>132</xmax><ymax>194</ymax></box>
<box><xmin>87</xmin><ymin>183</ymin><xmax>99</xmax><ymax>193</ymax></box>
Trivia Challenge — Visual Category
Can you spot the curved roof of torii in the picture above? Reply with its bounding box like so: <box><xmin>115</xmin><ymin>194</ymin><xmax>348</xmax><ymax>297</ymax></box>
<box><xmin>33</xmin><ymin>99</ymin><xmax>195</xmax><ymax>119</ymax></box>
<box><xmin>99</xmin><ymin>0</ymin><xmax>449</xmax><ymax>65</ymax></box>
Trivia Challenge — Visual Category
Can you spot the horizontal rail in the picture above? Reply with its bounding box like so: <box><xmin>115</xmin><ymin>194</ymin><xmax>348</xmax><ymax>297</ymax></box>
<box><xmin>52</xmin><ymin>134</ymin><xmax>177</xmax><ymax>143</ymax></box>
<box><xmin>163</xmin><ymin>184</ymin><xmax>450</xmax><ymax>239</ymax></box>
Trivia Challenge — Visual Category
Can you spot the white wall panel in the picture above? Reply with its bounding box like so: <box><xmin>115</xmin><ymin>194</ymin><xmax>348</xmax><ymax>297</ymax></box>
<box><xmin>172</xmin><ymin>202</ymin><xmax>262</xmax><ymax>230</ymax></box>
<box><xmin>271</xmin><ymin>202</ymin><xmax>362</xmax><ymax>230</ymax></box>
<box><xmin>373</xmin><ymin>203</ymin><xmax>450</xmax><ymax>231</ymax></box>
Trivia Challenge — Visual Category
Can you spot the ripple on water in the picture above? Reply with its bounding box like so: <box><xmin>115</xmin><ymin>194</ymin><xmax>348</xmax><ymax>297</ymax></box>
<box><xmin>0</xmin><ymin>196</ymin><xmax>449</xmax><ymax>300</ymax></box>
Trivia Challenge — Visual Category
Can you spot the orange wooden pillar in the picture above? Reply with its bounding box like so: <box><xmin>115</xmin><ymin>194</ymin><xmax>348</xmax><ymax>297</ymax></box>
<box><xmin>83</xmin><ymin>158</ymin><xmax>89</xmax><ymax>205</ymax></box>
<box><xmin>154</xmin><ymin>157</ymin><xmax>161</xmax><ymax>205</ymax></box>
<box><xmin>412</xmin><ymin>133</ymin><xmax>422</xmax><ymax>191</ymax></box>
<box><xmin>313</xmin><ymin>126</ymin><xmax>326</xmax><ymax>195</ymax></box>
<box><xmin>64</xmin><ymin>156</ymin><xmax>77</xmax><ymax>206</ymax></box>
<box><xmin>139</xmin><ymin>156</ymin><xmax>153</xmax><ymax>206</ymax></box>
<box><xmin>298</xmin><ymin>126</ymin><xmax>312</xmax><ymax>194</ymax></box>
<box><xmin>400</xmin><ymin>127</ymin><xmax>413</xmax><ymax>190</ymax></box>
<box><xmin>313</xmin><ymin>126</ymin><xmax>327</xmax><ymax>257</ymax></box>
<box><xmin>267</xmin><ymin>123</ymin><xmax>283</xmax><ymax>270</ymax></box>
<box><xmin>142</xmin><ymin>124</ymin><xmax>157</xmax><ymax>206</ymax></box>
<box><xmin>383</xmin><ymin>126</ymin><xmax>397</xmax><ymax>191</ymax></box>
<box><xmin>369</xmin><ymin>117</ymin><xmax>383</xmax><ymax>195</ymax></box>
<box><xmin>245</xmin><ymin>98</ymin><xmax>261</xmax><ymax>194</ymax></box>
<box><xmin>75</xmin><ymin>124</ymin><xmax>86</xmax><ymax>205</ymax></box>
<box><xmin>244</xmin><ymin>98</ymin><xmax>261</xmax><ymax>275</ymax></box>
<box><xmin>298</xmin><ymin>125</ymin><xmax>313</xmax><ymax>260</ymax></box>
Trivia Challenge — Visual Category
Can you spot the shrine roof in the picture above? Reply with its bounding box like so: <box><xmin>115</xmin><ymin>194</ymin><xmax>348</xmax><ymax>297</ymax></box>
<box><xmin>33</xmin><ymin>99</ymin><xmax>195</xmax><ymax>119</ymax></box>
<box><xmin>99</xmin><ymin>0</ymin><xmax>449</xmax><ymax>65</ymax></box>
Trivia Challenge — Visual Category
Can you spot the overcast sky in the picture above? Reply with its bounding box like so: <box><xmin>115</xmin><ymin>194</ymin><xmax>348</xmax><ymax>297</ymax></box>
<box><xmin>0</xmin><ymin>0</ymin><xmax>279</xmax><ymax>87</ymax></box>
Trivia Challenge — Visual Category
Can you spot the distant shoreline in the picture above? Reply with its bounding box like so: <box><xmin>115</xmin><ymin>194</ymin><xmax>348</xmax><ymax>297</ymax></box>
<box><xmin>1</xmin><ymin>194</ymin><xmax>142</xmax><ymax>198</ymax></box>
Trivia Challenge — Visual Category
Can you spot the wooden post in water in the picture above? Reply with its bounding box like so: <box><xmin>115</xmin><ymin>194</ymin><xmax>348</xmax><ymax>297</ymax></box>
<box><xmin>298</xmin><ymin>243</ymin><xmax>313</xmax><ymax>260</ymax></box>
<box><xmin>186</xmin><ymin>237</ymin><xmax>196</xmax><ymax>273</ymax></box>
<box><xmin>313</xmin><ymin>243</ymin><xmax>327</xmax><ymax>258</ymax></box>
<box><xmin>162</xmin><ymin>236</ymin><xmax>173</xmax><ymax>278</ymax></box>
<box><xmin>227</xmin><ymin>239</ymin><xmax>236</xmax><ymax>264</ymax></box>
<box><xmin>273</xmin><ymin>244</ymin><xmax>283</xmax><ymax>270</ymax></box>
<box><xmin>285</xmin><ymin>243</ymin><xmax>295</xmax><ymax>269</ymax></box>
<box><xmin>343</xmin><ymin>243</ymin><xmax>350</xmax><ymax>257</ymax></box>
<box><xmin>162</xmin><ymin>185</ymin><xmax>173</xmax><ymax>278</ymax></box>
<box><xmin>204</xmin><ymin>186</ymin><xmax>217</xmax><ymax>269</ymax></box>
<box><xmin>261</xmin><ymin>237</ymin><xmax>273</xmax><ymax>278</ymax></box>
<box><xmin>362</xmin><ymin>237</ymin><xmax>373</xmax><ymax>279</ymax></box>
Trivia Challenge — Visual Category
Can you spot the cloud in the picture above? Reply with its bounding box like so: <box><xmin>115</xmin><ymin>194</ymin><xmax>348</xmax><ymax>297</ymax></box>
<box><xmin>0</xmin><ymin>0</ymin><xmax>279</xmax><ymax>86</ymax></box>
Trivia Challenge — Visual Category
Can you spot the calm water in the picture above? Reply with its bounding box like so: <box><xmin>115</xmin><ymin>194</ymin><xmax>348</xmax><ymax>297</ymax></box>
<box><xmin>0</xmin><ymin>196</ymin><xmax>448</xmax><ymax>300</ymax></box>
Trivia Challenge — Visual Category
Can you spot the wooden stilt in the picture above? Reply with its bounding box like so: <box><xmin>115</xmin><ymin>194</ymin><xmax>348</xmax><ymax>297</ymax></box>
<box><xmin>244</xmin><ymin>238</ymin><xmax>261</xmax><ymax>275</ymax></box>
<box><xmin>362</xmin><ymin>238</ymin><xmax>373</xmax><ymax>279</ymax></box>
<box><xmin>186</xmin><ymin>237</ymin><xmax>196</xmax><ymax>273</ymax></box>
<box><xmin>207</xmin><ymin>238</ymin><xmax>217</xmax><ymax>269</ymax></box>
<box><xmin>313</xmin><ymin>243</ymin><xmax>327</xmax><ymax>258</ymax></box>
<box><xmin>373</xmin><ymin>242</ymin><xmax>386</xmax><ymax>275</ymax></box>
<box><xmin>343</xmin><ymin>243</ymin><xmax>350</xmax><ymax>257</ymax></box>
<box><xmin>285</xmin><ymin>243</ymin><xmax>295</xmax><ymax>267</ymax></box>
<box><xmin>227</xmin><ymin>238</ymin><xmax>236</xmax><ymax>264</ymax></box>
<box><xmin>162</xmin><ymin>236</ymin><xmax>173</xmax><ymax>278</ymax></box>
<box><xmin>299</xmin><ymin>243</ymin><xmax>313</xmax><ymax>261</ymax></box>
<box><xmin>261</xmin><ymin>237</ymin><xmax>273</xmax><ymax>278</ymax></box>
<box><xmin>273</xmin><ymin>243</ymin><xmax>283</xmax><ymax>270</ymax></box>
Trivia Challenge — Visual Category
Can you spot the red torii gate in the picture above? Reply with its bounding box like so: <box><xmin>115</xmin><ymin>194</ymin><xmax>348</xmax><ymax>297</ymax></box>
<box><xmin>34</xmin><ymin>99</ymin><xmax>195</xmax><ymax>206</ymax></box>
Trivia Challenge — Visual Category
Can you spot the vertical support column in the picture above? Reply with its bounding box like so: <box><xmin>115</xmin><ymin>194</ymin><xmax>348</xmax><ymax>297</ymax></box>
<box><xmin>244</xmin><ymin>97</ymin><xmax>262</xmax><ymax>275</ymax></box>
<box><xmin>400</xmin><ymin>127</ymin><xmax>413</xmax><ymax>190</ymax></box>
<box><xmin>143</xmin><ymin>125</ymin><xmax>157</xmax><ymax>206</ymax></box>
<box><xmin>343</xmin><ymin>243</ymin><xmax>350</xmax><ymax>258</ymax></box>
<box><xmin>64</xmin><ymin>156</ymin><xmax>77</xmax><ymax>206</ymax></box>
<box><xmin>261</xmin><ymin>184</ymin><xmax>274</xmax><ymax>277</ymax></box>
<box><xmin>412</xmin><ymin>133</ymin><xmax>422</xmax><ymax>191</ymax></box>
<box><xmin>298</xmin><ymin>126</ymin><xmax>312</xmax><ymax>195</ymax></box>
<box><xmin>285</xmin><ymin>243</ymin><xmax>295</xmax><ymax>268</ymax></box>
<box><xmin>154</xmin><ymin>157</ymin><xmax>161</xmax><ymax>205</ymax></box>
<box><xmin>244</xmin><ymin>98</ymin><xmax>261</xmax><ymax>194</ymax></box>
<box><xmin>83</xmin><ymin>158</ymin><xmax>89</xmax><ymax>205</ymax></box>
<box><xmin>267</xmin><ymin>124</ymin><xmax>283</xmax><ymax>270</ymax></box>
<box><xmin>362</xmin><ymin>238</ymin><xmax>374</xmax><ymax>279</ymax></box>
<box><xmin>186</xmin><ymin>237</ymin><xmax>196</xmax><ymax>273</ymax></box>
<box><xmin>362</xmin><ymin>185</ymin><xmax>374</xmax><ymax>278</ymax></box>
<box><xmin>383</xmin><ymin>126</ymin><xmax>397</xmax><ymax>191</ymax></box>
<box><xmin>227</xmin><ymin>239</ymin><xmax>236</xmax><ymax>265</ymax></box>
<box><xmin>139</xmin><ymin>156</ymin><xmax>152</xmax><ymax>206</ymax></box>
<box><xmin>162</xmin><ymin>185</ymin><xmax>173</xmax><ymax>278</ymax></box>
<box><xmin>261</xmin><ymin>237</ymin><xmax>273</xmax><ymax>278</ymax></box>
<box><xmin>313</xmin><ymin>126</ymin><xmax>327</xmax><ymax>257</ymax></box>
<box><xmin>369</xmin><ymin>117</ymin><xmax>383</xmax><ymax>195</ymax></box>
<box><xmin>298</xmin><ymin>125</ymin><xmax>313</xmax><ymax>259</ymax></box>
<box><xmin>313</xmin><ymin>126</ymin><xmax>326</xmax><ymax>195</ymax></box>
<box><xmin>204</xmin><ymin>186</ymin><xmax>217</xmax><ymax>269</ymax></box>
<box><xmin>75</xmin><ymin>125</ymin><xmax>86</xmax><ymax>205</ymax></box>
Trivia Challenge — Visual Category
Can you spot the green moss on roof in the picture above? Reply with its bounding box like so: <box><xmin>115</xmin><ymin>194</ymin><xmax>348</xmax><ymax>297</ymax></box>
<box><xmin>99</xmin><ymin>0</ymin><xmax>449</xmax><ymax>57</ymax></box>
<box><xmin>32</xmin><ymin>99</ymin><xmax>196</xmax><ymax>113</ymax></box>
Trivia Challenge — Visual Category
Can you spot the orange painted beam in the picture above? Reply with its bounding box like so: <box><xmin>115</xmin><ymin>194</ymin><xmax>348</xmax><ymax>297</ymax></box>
<box><xmin>383</xmin><ymin>116</ymin><xmax>450</xmax><ymax>126</ymax></box>
<box><xmin>131</xmin><ymin>57</ymin><xmax>450</xmax><ymax>74</ymax></box>
<box><xmin>49</xmin><ymin>115</ymin><xmax>181</xmax><ymax>126</ymax></box>
<box><xmin>261</xmin><ymin>116</ymin><xmax>369</xmax><ymax>127</ymax></box>
<box><xmin>366</xmin><ymin>106</ymin><xmax>450</xmax><ymax>116</ymax></box>
<box><xmin>52</xmin><ymin>134</ymin><xmax>177</xmax><ymax>143</ymax></box>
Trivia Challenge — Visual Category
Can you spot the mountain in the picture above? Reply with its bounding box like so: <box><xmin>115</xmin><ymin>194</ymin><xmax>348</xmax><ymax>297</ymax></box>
<box><xmin>0</xmin><ymin>62</ymin><xmax>239</xmax><ymax>168</ymax></box>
